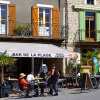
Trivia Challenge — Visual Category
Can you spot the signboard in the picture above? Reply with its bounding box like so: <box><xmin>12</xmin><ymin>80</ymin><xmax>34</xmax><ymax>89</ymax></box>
<box><xmin>5</xmin><ymin>52</ymin><xmax>64</xmax><ymax>58</ymax></box>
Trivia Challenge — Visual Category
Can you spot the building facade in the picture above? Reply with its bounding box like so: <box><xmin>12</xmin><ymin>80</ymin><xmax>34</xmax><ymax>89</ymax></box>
<box><xmin>60</xmin><ymin>0</ymin><xmax>100</xmax><ymax>73</ymax></box>
<box><xmin>0</xmin><ymin>0</ymin><xmax>68</xmax><ymax>78</ymax></box>
<box><xmin>1</xmin><ymin>0</ymin><xmax>99</xmax><ymax>77</ymax></box>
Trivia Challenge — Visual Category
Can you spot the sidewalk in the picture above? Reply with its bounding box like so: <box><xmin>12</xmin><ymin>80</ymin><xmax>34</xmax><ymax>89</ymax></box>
<box><xmin>0</xmin><ymin>88</ymin><xmax>81</xmax><ymax>100</ymax></box>
<box><xmin>1</xmin><ymin>87</ymin><xmax>100</xmax><ymax>100</ymax></box>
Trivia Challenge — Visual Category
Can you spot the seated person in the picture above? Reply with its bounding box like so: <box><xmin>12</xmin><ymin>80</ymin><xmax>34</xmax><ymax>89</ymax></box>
<box><xmin>18</xmin><ymin>73</ymin><xmax>30</xmax><ymax>97</ymax></box>
<box><xmin>27</xmin><ymin>73</ymin><xmax>39</xmax><ymax>96</ymax></box>
<box><xmin>27</xmin><ymin>73</ymin><xmax>35</xmax><ymax>84</ymax></box>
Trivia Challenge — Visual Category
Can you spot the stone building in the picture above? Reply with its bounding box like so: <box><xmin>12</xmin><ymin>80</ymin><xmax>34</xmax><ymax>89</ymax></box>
<box><xmin>60</xmin><ymin>0</ymin><xmax>100</xmax><ymax>70</ymax></box>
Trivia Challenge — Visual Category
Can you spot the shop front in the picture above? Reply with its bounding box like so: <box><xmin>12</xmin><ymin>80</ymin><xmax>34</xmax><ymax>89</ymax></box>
<box><xmin>0</xmin><ymin>42</ymin><xmax>73</xmax><ymax>78</ymax></box>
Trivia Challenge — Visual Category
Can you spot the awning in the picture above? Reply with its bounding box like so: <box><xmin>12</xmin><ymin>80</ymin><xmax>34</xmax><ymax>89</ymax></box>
<box><xmin>0</xmin><ymin>42</ymin><xmax>73</xmax><ymax>58</ymax></box>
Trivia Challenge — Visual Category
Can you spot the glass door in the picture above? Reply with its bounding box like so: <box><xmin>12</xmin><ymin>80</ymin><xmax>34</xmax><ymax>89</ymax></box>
<box><xmin>39</xmin><ymin>7</ymin><xmax>51</xmax><ymax>37</ymax></box>
<box><xmin>85</xmin><ymin>12</ymin><xmax>96</xmax><ymax>41</ymax></box>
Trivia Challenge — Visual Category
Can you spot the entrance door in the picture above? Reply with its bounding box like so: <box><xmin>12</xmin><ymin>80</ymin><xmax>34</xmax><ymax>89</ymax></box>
<box><xmin>16</xmin><ymin>57</ymin><xmax>32</xmax><ymax>75</ymax></box>
<box><xmin>39</xmin><ymin>7</ymin><xmax>51</xmax><ymax>37</ymax></box>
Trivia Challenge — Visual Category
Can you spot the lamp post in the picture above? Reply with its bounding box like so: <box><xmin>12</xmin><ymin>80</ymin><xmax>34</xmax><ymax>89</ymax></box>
<box><xmin>73</xmin><ymin>54</ymin><xmax>78</xmax><ymax>86</ymax></box>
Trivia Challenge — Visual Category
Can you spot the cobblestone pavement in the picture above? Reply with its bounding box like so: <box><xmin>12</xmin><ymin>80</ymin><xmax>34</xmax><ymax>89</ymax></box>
<box><xmin>1</xmin><ymin>88</ymin><xmax>100</xmax><ymax>100</ymax></box>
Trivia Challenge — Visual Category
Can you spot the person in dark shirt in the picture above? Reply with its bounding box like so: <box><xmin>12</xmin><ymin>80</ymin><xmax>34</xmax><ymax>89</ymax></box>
<box><xmin>48</xmin><ymin>65</ymin><xmax>59</xmax><ymax>96</ymax></box>
<box><xmin>39</xmin><ymin>64</ymin><xmax>48</xmax><ymax>96</ymax></box>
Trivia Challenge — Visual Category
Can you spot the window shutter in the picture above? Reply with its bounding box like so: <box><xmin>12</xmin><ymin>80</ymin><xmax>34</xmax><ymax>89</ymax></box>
<box><xmin>96</xmin><ymin>12</ymin><xmax>100</xmax><ymax>42</ymax></box>
<box><xmin>8</xmin><ymin>4</ymin><xmax>16</xmax><ymax>36</ymax></box>
<box><xmin>31</xmin><ymin>6</ymin><xmax>38</xmax><ymax>37</ymax></box>
<box><xmin>52</xmin><ymin>7</ymin><xmax>60</xmax><ymax>39</ymax></box>
<box><xmin>79</xmin><ymin>11</ymin><xmax>85</xmax><ymax>41</ymax></box>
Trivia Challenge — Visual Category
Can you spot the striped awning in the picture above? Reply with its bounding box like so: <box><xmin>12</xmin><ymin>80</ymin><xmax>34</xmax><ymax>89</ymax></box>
<box><xmin>0</xmin><ymin>42</ymin><xmax>73</xmax><ymax>58</ymax></box>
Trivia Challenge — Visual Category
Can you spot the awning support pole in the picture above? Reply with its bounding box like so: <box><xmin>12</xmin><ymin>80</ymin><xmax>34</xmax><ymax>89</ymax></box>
<box><xmin>32</xmin><ymin>57</ymin><xmax>34</xmax><ymax>74</ymax></box>
<box><xmin>63</xmin><ymin>58</ymin><xmax>66</xmax><ymax>76</ymax></box>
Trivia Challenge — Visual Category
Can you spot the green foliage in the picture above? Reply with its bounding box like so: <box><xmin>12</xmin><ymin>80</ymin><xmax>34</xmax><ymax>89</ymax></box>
<box><xmin>81</xmin><ymin>49</ymin><xmax>99</xmax><ymax>65</ymax></box>
<box><xmin>0</xmin><ymin>51</ymin><xmax>16</xmax><ymax>84</ymax></box>
<box><xmin>14</xmin><ymin>23</ymin><xmax>31</xmax><ymax>35</ymax></box>
<box><xmin>0</xmin><ymin>51</ymin><xmax>15</xmax><ymax>66</ymax></box>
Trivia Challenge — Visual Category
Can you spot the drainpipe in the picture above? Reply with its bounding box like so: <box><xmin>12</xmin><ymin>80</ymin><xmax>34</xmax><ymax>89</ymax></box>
<box><xmin>65</xmin><ymin>0</ymin><xmax>68</xmax><ymax>48</ymax></box>
<box><xmin>58</xmin><ymin>0</ymin><xmax>60</xmax><ymax>10</ymax></box>
<box><xmin>62</xmin><ymin>0</ymin><xmax>69</xmax><ymax>76</ymax></box>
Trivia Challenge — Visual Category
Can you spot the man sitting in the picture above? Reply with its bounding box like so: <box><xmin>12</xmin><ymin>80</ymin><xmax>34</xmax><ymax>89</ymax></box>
<box><xmin>18</xmin><ymin>73</ymin><xmax>30</xmax><ymax>97</ymax></box>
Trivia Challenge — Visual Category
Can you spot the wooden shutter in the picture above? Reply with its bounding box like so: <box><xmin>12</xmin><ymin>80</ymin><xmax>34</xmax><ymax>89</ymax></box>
<box><xmin>8</xmin><ymin>4</ymin><xmax>16</xmax><ymax>36</ymax></box>
<box><xmin>96</xmin><ymin>12</ymin><xmax>100</xmax><ymax>42</ymax></box>
<box><xmin>79</xmin><ymin>11</ymin><xmax>85</xmax><ymax>41</ymax></box>
<box><xmin>31</xmin><ymin>6</ymin><xmax>38</xmax><ymax>37</ymax></box>
<box><xmin>52</xmin><ymin>7</ymin><xmax>60</xmax><ymax>39</ymax></box>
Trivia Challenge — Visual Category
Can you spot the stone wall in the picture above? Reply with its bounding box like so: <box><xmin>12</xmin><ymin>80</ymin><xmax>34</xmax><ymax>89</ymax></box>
<box><xmin>60</xmin><ymin>0</ymin><xmax>100</xmax><ymax>51</ymax></box>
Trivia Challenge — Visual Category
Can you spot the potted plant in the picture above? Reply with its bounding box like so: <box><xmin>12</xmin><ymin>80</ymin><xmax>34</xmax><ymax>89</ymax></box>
<box><xmin>0</xmin><ymin>51</ymin><xmax>15</xmax><ymax>84</ymax></box>
<box><xmin>0</xmin><ymin>51</ymin><xmax>16</xmax><ymax>97</ymax></box>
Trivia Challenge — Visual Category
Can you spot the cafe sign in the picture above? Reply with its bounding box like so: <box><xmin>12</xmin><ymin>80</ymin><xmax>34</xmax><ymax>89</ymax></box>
<box><xmin>10</xmin><ymin>52</ymin><xmax>64</xmax><ymax>58</ymax></box>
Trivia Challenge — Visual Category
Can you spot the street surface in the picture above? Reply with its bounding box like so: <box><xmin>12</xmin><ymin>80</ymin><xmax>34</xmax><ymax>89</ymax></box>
<box><xmin>1</xmin><ymin>88</ymin><xmax>100</xmax><ymax>100</ymax></box>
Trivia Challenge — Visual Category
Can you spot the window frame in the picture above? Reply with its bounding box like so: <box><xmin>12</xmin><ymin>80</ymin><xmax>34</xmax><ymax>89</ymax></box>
<box><xmin>37</xmin><ymin>4</ymin><xmax>53</xmax><ymax>37</ymax></box>
<box><xmin>85</xmin><ymin>11</ymin><xmax>96</xmax><ymax>40</ymax></box>
<box><xmin>0</xmin><ymin>3</ymin><xmax>8</xmax><ymax>35</ymax></box>
<box><xmin>84</xmin><ymin>0</ymin><xmax>96</xmax><ymax>5</ymax></box>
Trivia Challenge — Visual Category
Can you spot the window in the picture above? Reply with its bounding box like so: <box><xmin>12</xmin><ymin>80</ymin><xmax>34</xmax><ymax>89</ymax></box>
<box><xmin>39</xmin><ymin>7</ymin><xmax>51</xmax><ymax>36</ymax></box>
<box><xmin>86</xmin><ymin>0</ymin><xmax>94</xmax><ymax>4</ymax></box>
<box><xmin>85</xmin><ymin>12</ymin><xmax>96</xmax><ymax>41</ymax></box>
<box><xmin>0</xmin><ymin>4</ymin><xmax>7</xmax><ymax>34</ymax></box>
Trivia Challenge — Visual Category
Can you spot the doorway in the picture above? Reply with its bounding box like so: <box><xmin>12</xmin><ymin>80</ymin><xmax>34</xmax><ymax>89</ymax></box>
<box><xmin>16</xmin><ymin>57</ymin><xmax>32</xmax><ymax>75</ymax></box>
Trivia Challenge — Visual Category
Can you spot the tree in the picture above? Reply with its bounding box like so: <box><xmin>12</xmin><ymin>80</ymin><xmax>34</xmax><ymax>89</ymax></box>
<box><xmin>0</xmin><ymin>51</ymin><xmax>16</xmax><ymax>84</ymax></box>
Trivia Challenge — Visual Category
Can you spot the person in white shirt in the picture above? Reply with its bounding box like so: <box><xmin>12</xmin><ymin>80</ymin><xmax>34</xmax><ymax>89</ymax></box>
<box><xmin>27</xmin><ymin>73</ymin><xmax>35</xmax><ymax>83</ymax></box>
<box><xmin>27</xmin><ymin>73</ymin><xmax>39</xmax><ymax>96</ymax></box>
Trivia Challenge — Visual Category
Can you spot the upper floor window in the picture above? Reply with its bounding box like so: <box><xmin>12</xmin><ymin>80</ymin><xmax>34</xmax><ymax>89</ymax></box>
<box><xmin>86</xmin><ymin>0</ymin><xmax>94</xmax><ymax>5</ymax></box>
<box><xmin>85</xmin><ymin>12</ymin><xmax>96</xmax><ymax>41</ymax></box>
<box><xmin>37</xmin><ymin>4</ymin><xmax>53</xmax><ymax>37</ymax></box>
<box><xmin>0</xmin><ymin>4</ymin><xmax>7</xmax><ymax>34</ymax></box>
<box><xmin>39</xmin><ymin>7</ymin><xmax>51</xmax><ymax>36</ymax></box>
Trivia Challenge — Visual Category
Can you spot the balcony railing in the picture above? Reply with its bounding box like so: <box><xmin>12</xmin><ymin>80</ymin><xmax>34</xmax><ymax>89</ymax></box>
<box><xmin>14</xmin><ymin>23</ymin><xmax>32</xmax><ymax>37</ymax></box>
<box><xmin>7</xmin><ymin>23</ymin><xmax>66</xmax><ymax>39</ymax></box>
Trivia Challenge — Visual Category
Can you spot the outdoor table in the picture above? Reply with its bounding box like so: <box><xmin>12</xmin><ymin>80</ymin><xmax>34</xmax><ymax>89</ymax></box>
<box><xmin>6</xmin><ymin>78</ymin><xmax>19</xmax><ymax>92</ymax></box>
<box><xmin>30</xmin><ymin>78</ymin><xmax>47</xmax><ymax>96</ymax></box>
<box><xmin>34</xmin><ymin>77</ymin><xmax>43</xmax><ymax>80</ymax></box>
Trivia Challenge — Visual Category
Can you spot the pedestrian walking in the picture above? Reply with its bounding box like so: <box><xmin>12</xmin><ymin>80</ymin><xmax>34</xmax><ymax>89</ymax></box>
<box><xmin>48</xmin><ymin>64</ymin><xmax>60</xmax><ymax>96</ymax></box>
<box><xmin>39</xmin><ymin>64</ymin><xmax>48</xmax><ymax>96</ymax></box>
